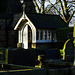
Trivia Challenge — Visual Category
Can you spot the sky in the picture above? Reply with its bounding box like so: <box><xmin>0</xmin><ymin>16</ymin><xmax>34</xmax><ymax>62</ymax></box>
<box><xmin>69</xmin><ymin>13</ymin><xmax>75</xmax><ymax>27</ymax></box>
<box><xmin>45</xmin><ymin>0</ymin><xmax>56</xmax><ymax>7</ymax></box>
<box><xmin>47</xmin><ymin>0</ymin><xmax>56</xmax><ymax>4</ymax></box>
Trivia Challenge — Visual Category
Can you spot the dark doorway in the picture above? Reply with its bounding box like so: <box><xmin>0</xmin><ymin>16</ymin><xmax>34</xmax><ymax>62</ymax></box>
<box><xmin>28</xmin><ymin>26</ymin><xmax>32</xmax><ymax>48</ymax></box>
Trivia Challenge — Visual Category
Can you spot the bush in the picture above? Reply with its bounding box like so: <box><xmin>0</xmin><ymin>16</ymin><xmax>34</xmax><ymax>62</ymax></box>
<box><xmin>8</xmin><ymin>48</ymin><xmax>41</xmax><ymax>66</ymax></box>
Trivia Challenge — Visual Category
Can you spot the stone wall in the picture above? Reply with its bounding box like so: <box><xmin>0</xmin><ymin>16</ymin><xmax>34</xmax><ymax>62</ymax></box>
<box><xmin>8</xmin><ymin>30</ymin><xmax>18</xmax><ymax>48</ymax></box>
<box><xmin>0</xmin><ymin>19</ymin><xmax>6</xmax><ymax>47</ymax></box>
<box><xmin>0</xmin><ymin>30</ymin><xmax>6</xmax><ymax>47</ymax></box>
<box><xmin>0</xmin><ymin>19</ymin><xmax>18</xmax><ymax>48</ymax></box>
<box><xmin>0</xmin><ymin>29</ymin><xmax>18</xmax><ymax>48</ymax></box>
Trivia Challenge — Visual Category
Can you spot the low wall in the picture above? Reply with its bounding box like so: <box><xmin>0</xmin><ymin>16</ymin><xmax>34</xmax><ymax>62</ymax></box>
<box><xmin>48</xmin><ymin>68</ymin><xmax>70</xmax><ymax>75</ymax></box>
<box><xmin>70</xmin><ymin>67</ymin><xmax>75</xmax><ymax>75</ymax></box>
<box><xmin>36</xmin><ymin>42</ymin><xmax>58</xmax><ymax>49</ymax></box>
<box><xmin>0</xmin><ymin>69</ymin><xmax>47</xmax><ymax>75</ymax></box>
<box><xmin>0</xmin><ymin>64</ymin><xmax>75</xmax><ymax>75</ymax></box>
<box><xmin>0</xmin><ymin>64</ymin><xmax>47</xmax><ymax>75</ymax></box>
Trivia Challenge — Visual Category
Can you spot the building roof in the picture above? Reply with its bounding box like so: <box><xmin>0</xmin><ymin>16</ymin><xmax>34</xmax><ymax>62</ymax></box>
<box><xmin>25</xmin><ymin>0</ymin><xmax>32</xmax><ymax>1</ymax></box>
<box><xmin>26</xmin><ymin>14</ymin><xmax>68</xmax><ymax>29</ymax></box>
<box><xmin>13</xmin><ymin>13</ymin><xmax>68</xmax><ymax>29</ymax></box>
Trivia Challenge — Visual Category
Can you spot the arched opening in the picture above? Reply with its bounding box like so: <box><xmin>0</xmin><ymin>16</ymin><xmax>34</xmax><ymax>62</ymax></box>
<box><xmin>18</xmin><ymin>19</ymin><xmax>36</xmax><ymax>49</ymax></box>
<box><xmin>28</xmin><ymin>26</ymin><xmax>32</xmax><ymax>48</ymax></box>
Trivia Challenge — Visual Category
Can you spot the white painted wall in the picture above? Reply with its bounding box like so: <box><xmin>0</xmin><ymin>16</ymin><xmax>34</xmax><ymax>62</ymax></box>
<box><xmin>17</xmin><ymin>14</ymin><xmax>36</xmax><ymax>49</ymax></box>
<box><xmin>18</xmin><ymin>30</ymin><xmax>22</xmax><ymax>43</ymax></box>
<box><xmin>25</xmin><ymin>15</ymin><xmax>36</xmax><ymax>44</ymax></box>
<box><xmin>22</xmin><ymin>25</ymin><xmax>28</xmax><ymax>49</ymax></box>
<box><xmin>18</xmin><ymin>25</ymin><xmax>28</xmax><ymax>49</ymax></box>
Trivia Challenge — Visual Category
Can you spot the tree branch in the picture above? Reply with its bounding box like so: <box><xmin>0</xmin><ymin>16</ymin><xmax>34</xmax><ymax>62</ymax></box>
<box><xmin>59</xmin><ymin>0</ymin><xmax>66</xmax><ymax>20</ymax></box>
<box><xmin>33</xmin><ymin>0</ymin><xmax>40</xmax><ymax>13</ymax></box>
<box><xmin>64</xmin><ymin>10</ymin><xmax>75</xmax><ymax>23</ymax></box>
<box><xmin>45</xmin><ymin>1</ymin><xmax>61</xmax><ymax>15</ymax></box>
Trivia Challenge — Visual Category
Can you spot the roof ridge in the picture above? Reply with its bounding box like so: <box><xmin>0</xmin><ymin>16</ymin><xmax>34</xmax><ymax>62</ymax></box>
<box><xmin>26</xmin><ymin>13</ymin><xmax>60</xmax><ymax>16</ymax></box>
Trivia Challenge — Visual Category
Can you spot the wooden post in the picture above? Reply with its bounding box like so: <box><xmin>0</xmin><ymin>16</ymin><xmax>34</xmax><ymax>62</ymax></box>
<box><xmin>60</xmin><ymin>39</ymin><xmax>70</xmax><ymax>60</ymax></box>
<box><xmin>5</xmin><ymin>48</ymin><xmax>8</xmax><ymax>64</ymax></box>
<box><xmin>73</xmin><ymin>24</ymin><xmax>75</xmax><ymax>66</ymax></box>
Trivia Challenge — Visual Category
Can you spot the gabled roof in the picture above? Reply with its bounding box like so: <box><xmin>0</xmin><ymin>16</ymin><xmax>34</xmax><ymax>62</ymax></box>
<box><xmin>25</xmin><ymin>0</ymin><xmax>32</xmax><ymax>1</ymax></box>
<box><xmin>11</xmin><ymin>13</ymin><xmax>22</xmax><ymax>29</ymax></box>
<box><xmin>26</xmin><ymin>14</ymin><xmax>68</xmax><ymax>29</ymax></box>
<box><xmin>13</xmin><ymin>13</ymin><xmax>68</xmax><ymax>30</ymax></box>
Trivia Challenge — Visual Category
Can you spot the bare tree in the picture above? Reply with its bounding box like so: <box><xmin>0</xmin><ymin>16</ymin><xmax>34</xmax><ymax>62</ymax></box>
<box><xmin>33</xmin><ymin>0</ymin><xmax>75</xmax><ymax>23</ymax></box>
<box><xmin>33</xmin><ymin>0</ymin><xmax>45</xmax><ymax>13</ymax></box>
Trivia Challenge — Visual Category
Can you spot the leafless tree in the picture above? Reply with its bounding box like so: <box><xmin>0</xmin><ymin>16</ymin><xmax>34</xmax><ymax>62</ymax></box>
<box><xmin>33</xmin><ymin>0</ymin><xmax>75</xmax><ymax>23</ymax></box>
